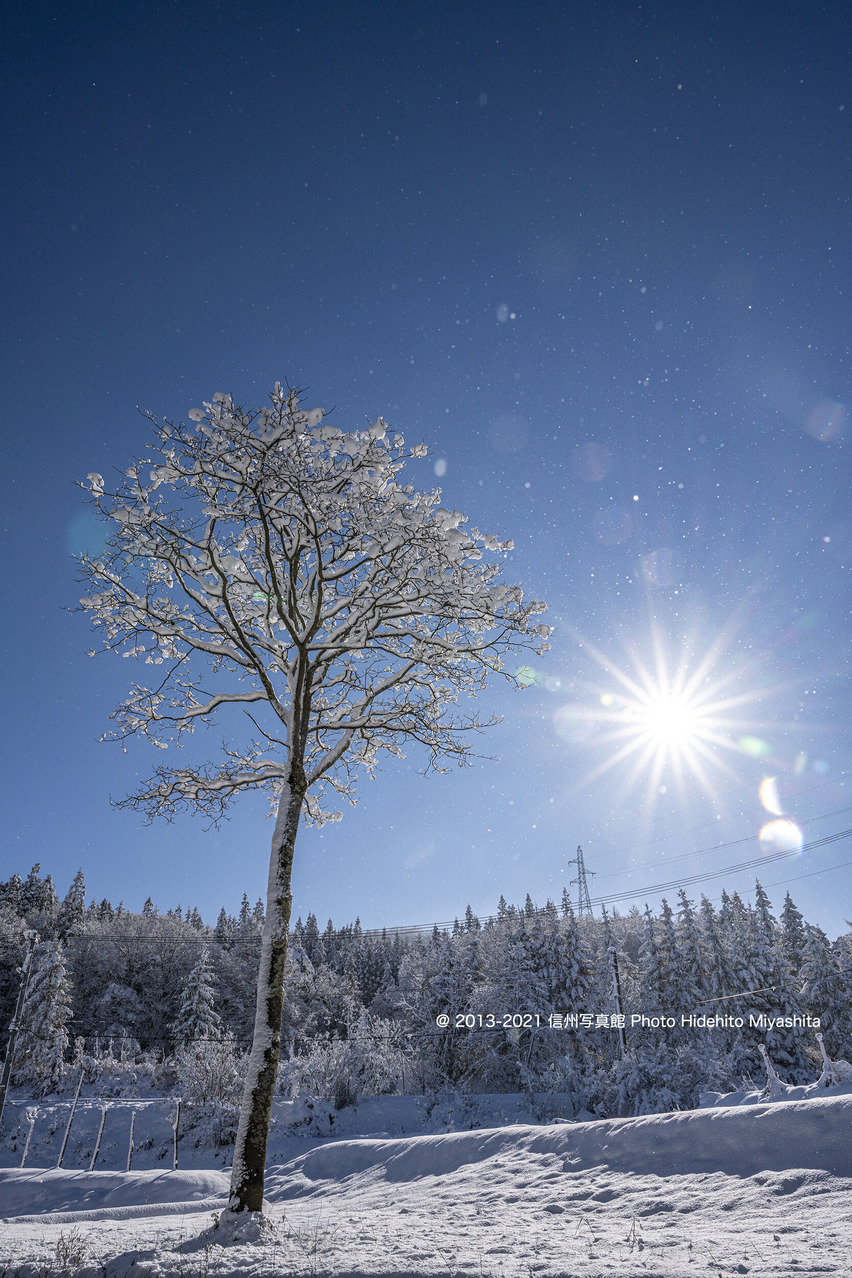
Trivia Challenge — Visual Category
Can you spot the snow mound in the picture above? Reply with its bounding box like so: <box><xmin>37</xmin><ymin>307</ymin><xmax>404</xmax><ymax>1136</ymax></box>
<box><xmin>3</xmin><ymin>1097</ymin><xmax>852</xmax><ymax>1277</ymax></box>
<box><xmin>264</xmin><ymin>1094</ymin><xmax>852</xmax><ymax>1197</ymax></box>
<box><xmin>0</xmin><ymin>1167</ymin><xmax>229</xmax><ymax>1223</ymax></box>
<box><xmin>700</xmin><ymin>1072</ymin><xmax>852</xmax><ymax>1108</ymax></box>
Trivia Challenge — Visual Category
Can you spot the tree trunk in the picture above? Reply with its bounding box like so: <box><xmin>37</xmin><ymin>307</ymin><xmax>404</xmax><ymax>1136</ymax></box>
<box><xmin>228</xmin><ymin>763</ymin><xmax>305</xmax><ymax>1213</ymax></box>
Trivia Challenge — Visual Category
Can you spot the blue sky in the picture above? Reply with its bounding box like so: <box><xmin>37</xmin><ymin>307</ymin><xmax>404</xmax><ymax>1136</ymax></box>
<box><xmin>1</xmin><ymin>1</ymin><xmax>850</xmax><ymax>935</ymax></box>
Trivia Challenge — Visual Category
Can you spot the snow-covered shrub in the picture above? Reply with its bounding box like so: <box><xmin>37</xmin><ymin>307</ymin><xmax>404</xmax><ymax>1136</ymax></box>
<box><xmin>423</xmin><ymin>1087</ymin><xmax>485</xmax><ymax>1132</ymax></box>
<box><xmin>520</xmin><ymin>1057</ymin><xmax>586</xmax><ymax>1121</ymax></box>
<box><xmin>278</xmin><ymin>1034</ymin><xmax>352</xmax><ymax>1104</ymax></box>
<box><xmin>613</xmin><ymin>1043</ymin><xmax>682</xmax><ymax>1116</ymax></box>
<box><xmin>279</xmin><ymin>1014</ymin><xmax>411</xmax><ymax>1107</ymax></box>
<box><xmin>348</xmin><ymin>1012</ymin><xmax>409</xmax><ymax>1096</ymax></box>
<box><xmin>174</xmin><ymin>1031</ymin><xmax>246</xmax><ymax>1106</ymax></box>
<box><xmin>183</xmin><ymin>1098</ymin><xmax>241</xmax><ymax>1149</ymax></box>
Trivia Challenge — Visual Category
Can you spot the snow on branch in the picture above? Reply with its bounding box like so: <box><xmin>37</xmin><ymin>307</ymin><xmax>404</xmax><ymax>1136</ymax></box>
<box><xmin>78</xmin><ymin>383</ymin><xmax>551</xmax><ymax>824</ymax></box>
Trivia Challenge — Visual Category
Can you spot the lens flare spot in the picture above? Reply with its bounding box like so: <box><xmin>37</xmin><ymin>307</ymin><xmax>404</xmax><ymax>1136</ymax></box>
<box><xmin>759</xmin><ymin>819</ymin><xmax>803</xmax><ymax>856</ymax></box>
<box><xmin>759</xmin><ymin>776</ymin><xmax>784</xmax><ymax>816</ymax></box>
<box><xmin>640</xmin><ymin>547</ymin><xmax>679</xmax><ymax>589</ymax></box>
<box><xmin>739</xmin><ymin>735</ymin><xmax>771</xmax><ymax>757</ymax></box>
<box><xmin>515</xmin><ymin>665</ymin><xmax>539</xmax><ymax>687</ymax></box>
<box><xmin>554</xmin><ymin>703</ymin><xmax>597</xmax><ymax>744</ymax></box>
<box><xmin>805</xmin><ymin>399</ymin><xmax>845</xmax><ymax>442</ymax></box>
<box><xmin>571</xmin><ymin>442</ymin><xmax>613</xmax><ymax>483</ymax></box>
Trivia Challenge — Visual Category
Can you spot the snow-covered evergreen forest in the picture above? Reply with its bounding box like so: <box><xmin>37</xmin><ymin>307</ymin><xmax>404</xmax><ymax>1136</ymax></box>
<box><xmin>2</xmin><ymin>864</ymin><xmax>850</xmax><ymax>1121</ymax></box>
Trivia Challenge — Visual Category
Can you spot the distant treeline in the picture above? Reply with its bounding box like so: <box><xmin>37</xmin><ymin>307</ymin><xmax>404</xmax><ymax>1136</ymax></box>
<box><xmin>1</xmin><ymin>865</ymin><xmax>850</xmax><ymax>1116</ymax></box>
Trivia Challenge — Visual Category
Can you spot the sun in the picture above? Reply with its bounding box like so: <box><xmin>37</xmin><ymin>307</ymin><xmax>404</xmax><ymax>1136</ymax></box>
<box><xmin>548</xmin><ymin>613</ymin><xmax>792</xmax><ymax>818</ymax></box>
<box><xmin>630</xmin><ymin>686</ymin><xmax>706</xmax><ymax>751</ymax></box>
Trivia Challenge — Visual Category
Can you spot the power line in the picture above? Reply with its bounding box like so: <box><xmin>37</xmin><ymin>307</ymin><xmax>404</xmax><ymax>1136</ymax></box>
<box><xmin>588</xmin><ymin>802</ymin><xmax>852</xmax><ymax>882</ymax></box>
<box><xmin>50</xmin><ymin>824</ymin><xmax>851</xmax><ymax>943</ymax></box>
<box><xmin>14</xmin><ymin>807</ymin><xmax>852</xmax><ymax>949</ymax></box>
<box><xmin>595</xmin><ymin>771</ymin><xmax>848</xmax><ymax>854</ymax></box>
<box><xmin>762</xmin><ymin>857</ymin><xmax>852</xmax><ymax>893</ymax></box>
<box><xmin>586</xmin><ymin>828</ymin><xmax>852</xmax><ymax>911</ymax></box>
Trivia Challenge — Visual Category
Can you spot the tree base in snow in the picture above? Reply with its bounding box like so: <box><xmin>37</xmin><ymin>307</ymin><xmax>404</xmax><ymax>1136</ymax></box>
<box><xmin>207</xmin><ymin>1205</ymin><xmax>277</xmax><ymax>1245</ymax></box>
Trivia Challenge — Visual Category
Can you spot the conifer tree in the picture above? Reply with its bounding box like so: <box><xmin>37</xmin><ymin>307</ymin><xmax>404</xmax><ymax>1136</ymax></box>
<box><xmin>698</xmin><ymin>895</ymin><xmax>730</xmax><ymax>1003</ymax></box>
<box><xmin>0</xmin><ymin>873</ymin><xmax>23</xmax><ymax>914</ymax></box>
<box><xmin>750</xmin><ymin>883</ymin><xmax>809</xmax><ymax>1077</ymax></box>
<box><xmin>638</xmin><ymin>905</ymin><xmax>665</xmax><ymax>1020</ymax></box>
<box><xmin>19</xmin><ymin>865</ymin><xmax>44</xmax><ymax>917</ymax></box>
<box><xmin>215</xmin><ymin>908</ymin><xmax>234</xmax><ymax>949</ymax></box>
<box><xmin>800</xmin><ymin>923</ymin><xmax>851</xmax><ymax>1056</ymax></box>
<box><xmin>14</xmin><ymin>940</ymin><xmax>73</xmax><ymax>1094</ymax></box>
<box><xmin>176</xmin><ymin>949</ymin><xmax>222</xmax><ymax>1044</ymax></box>
<box><xmin>57</xmin><ymin>869</ymin><xmax>86</xmax><ymax>939</ymax></box>
<box><xmin>779</xmin><ymin>893</ymin><xmax>808</xmax><ymax>975</ymax></box>
<box><xmin>674</xmin><ymin>890</ymin><xmax>703</xmax><ymax>1013</ymax></box>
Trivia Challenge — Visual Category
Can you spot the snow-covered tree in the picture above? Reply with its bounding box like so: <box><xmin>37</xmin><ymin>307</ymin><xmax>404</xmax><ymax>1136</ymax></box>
<box><xmin>698</xmin><ymin>895</ymin><xmax>730</xmax><ymax>1004</ymax></box>
<box><xmin>57</xmin><ymin>869</ymin><xmax>86</xmax><ymax>939</ymax></box>
<box><xmin>750</xmin><ymin>883</ymin><xmax>809</xmax><ymax>1079</ymax></box>
<box><xmin>176</xmin><ymin>1031</ymin><xmax>246</xmax><ymax>1106</ymax></box>
<box><xmin>78</xmin><ymin>383</ymin><xmax>549</xmax><ymax>1212</ymax></box>
<box><xmin>0</xmin><ymin>873</ymin><xmax>23</xmax><ymax>914</ymax></box>
<box><xmin>799</xmin><ymin>923</ymin><xmax>851</xmax><ymax>1056</ymax></box>
<box><xmin>176</xmin><ymin>948</ymin><xmax>222</xmax><ymax>1044</ymax></box>
<box><xmin>13</xmin><ymin>939</ymin><xmax>73</xmax><ymax>1094</ymax></box>
<box><xmin>779</xmin><ymin>893</ymin><xmax>808</xmax><ymax>976</ymax></box>
<box><xmin>637</xmin><ymin>904</ymin><xmax>665</xmax><ymax>1020</ymax></box>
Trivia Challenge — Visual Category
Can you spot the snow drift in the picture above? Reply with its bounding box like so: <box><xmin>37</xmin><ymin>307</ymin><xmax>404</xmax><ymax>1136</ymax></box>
<box><xmin>2</xmin><ymin>1094</ymin><xmax>852</xmax><ymax>1276</ymax></box>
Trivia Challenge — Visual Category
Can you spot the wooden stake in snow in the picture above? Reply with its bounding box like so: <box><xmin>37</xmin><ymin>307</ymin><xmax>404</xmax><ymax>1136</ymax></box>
<box><xmin>89</xmin><ymin>1105</ymin><xmax>108</xmax><ymax>1171</ymax></box>
<box><xmin>172</xmin><ymin>1099</ymin><xmax>181</xmax><ymax>1170</ymax></box>
<box><xmin>57</xmin><ymin>1068</ymin><xmax>84</xmax><ymax>1168</ymax></box>
<box><xmin>126</xmin><ymin>1110</ymin><xmax>136</xmax><ymax>1172</ymax></box>
<box><xmin>20</xmin><ymin>1107</ymin><xmax>37</xmax><ymax>1168</ymax></box>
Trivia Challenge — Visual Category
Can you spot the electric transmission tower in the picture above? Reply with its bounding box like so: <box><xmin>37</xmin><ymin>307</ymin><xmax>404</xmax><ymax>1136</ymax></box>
<box><xmin>568</xmin><ymin>845</ymin><xmax>596</xmax><ymax>918</ymax></box>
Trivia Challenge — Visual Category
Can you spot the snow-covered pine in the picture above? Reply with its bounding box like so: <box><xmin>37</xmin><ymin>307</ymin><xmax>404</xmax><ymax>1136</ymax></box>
<box><xmin>698</xmin><ymin>894</ymin><xmax>731</xmax><ymax>1003</ymax></box>
<box><xmin>12</xmin><ymin>939</ymin><xmax>73</xmax><ymax>1095</ymax></box>
<box><xmin>752</xmin><ymin>882</ymin><xmax>811</xmax><ymax>1080</ymax></box>
<box><xmin>176</xmin><ymin>948</ymin><xmax>222</xmax><ymax>1045</ymax></box>
<box><xmin>78</xmin><ymin>383</ymin><xmax>551</xmax><ymax>1212</ymax></box>
<box><xmin>56</xmin><ymin>868</ymin><xmax>86</xmax><ymax>940</ymax></box>
<box><xmin>799</xmin><ymin>923</ymin><xmax>852</xmax><ymax>1057</ymax></box>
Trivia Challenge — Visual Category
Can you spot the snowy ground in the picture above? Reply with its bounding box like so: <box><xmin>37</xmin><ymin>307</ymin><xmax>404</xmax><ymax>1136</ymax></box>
<box><xmin>2</xmin><ymin>1094</ymin><xmax>852</xmax><ymax>1277</ymax></box>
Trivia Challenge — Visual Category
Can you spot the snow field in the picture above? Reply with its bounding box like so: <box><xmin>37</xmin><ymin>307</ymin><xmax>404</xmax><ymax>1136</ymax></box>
<box><xmin>2</xmin><ymin>1095</ymin><xmax>851</xmax><ymax>1276</ymax></box>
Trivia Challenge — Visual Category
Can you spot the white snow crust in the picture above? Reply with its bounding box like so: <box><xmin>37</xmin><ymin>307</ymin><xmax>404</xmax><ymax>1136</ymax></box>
<box><xmin>2</xmin><ymin>1094</ymin><xmax>852</xmax><ymax>1275</ymax></box>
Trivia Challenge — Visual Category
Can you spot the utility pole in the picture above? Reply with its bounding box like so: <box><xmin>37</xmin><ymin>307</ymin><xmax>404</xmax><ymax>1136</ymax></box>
<box><xmin>568</xmin><ymin>846</ymin><xmax>596</xmax><ymax>918</ymax></box>
<box><xmin>0</xmin><ymin>931</ymin><xmax>37</xmax><ymax>1132</ymax></box>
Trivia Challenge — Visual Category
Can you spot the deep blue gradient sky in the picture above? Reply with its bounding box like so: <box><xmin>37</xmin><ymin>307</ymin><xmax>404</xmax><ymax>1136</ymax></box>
<box><xmin>2</xmin><ymin>1</ymin><xmax>850</xmax><ymax>935</ymax></box>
